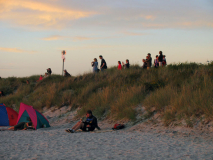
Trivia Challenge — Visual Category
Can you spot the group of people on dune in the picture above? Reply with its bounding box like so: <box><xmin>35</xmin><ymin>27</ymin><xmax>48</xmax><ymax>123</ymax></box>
<box><xmin>91</xmin><ymin>51</ymin><xmax>167</xmax><ymax>73</ymax></box>
<box><xmin>31</xmin><ymin>51</ymin><xmax>167</xmax><ymax>83</ymax></box>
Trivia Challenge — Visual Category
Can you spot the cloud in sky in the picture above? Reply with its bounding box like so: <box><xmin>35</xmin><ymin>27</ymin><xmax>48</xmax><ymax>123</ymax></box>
<box><xmin>0</xmin><ymin>0</ymin><xmax>212</xmax><ymax>30</ymax></box>
<box><xmin>0</xmin><ymin>0</ymin><xmax>96</xmax><ymax>29</ymax></box>
<box><xmin>42</xmin><ymin>35</ymin><xmax>65</xmax><ymax>41</ymax></box>
<box><xmin>123</xmin><ymin>31</ymin><xmax>146</xmax><ymax>36</ymax></box>
<box><xmin>42</xmin><ymin>35</ymin><xmax>95</xmax><ymax>41</ymax></box>
<box><xmin>0</xmin><ymin>47</ymin><xmax>35</xmax><ymax>54</ymax></box>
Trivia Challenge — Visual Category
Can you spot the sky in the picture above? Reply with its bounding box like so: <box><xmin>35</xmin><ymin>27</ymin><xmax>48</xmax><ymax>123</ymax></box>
<box><xmin>0</xmin><ymin>0</ymin><xmax>213</xmax><ymax>78</ymax></box>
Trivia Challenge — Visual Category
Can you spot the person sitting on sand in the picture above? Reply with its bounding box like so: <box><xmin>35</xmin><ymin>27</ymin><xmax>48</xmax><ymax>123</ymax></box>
<box><xmin>8</xmin><ymin>118</ymin><xmax>34</xmax><ymax>131</ymax></box>
<box><xmin>65</xmin><ymin>110</ymin><xmax>100</xmax><ymax>133</ymax></box>
<box><xmin>118</xmin><ymin>61</ymin><xmax>122</xmax><ymax>70</ymax></box>
<box><xmin>122</xmin><ymin>59</ymin><xmax>130</xmax><ymax>69</ymax></box>
<box><xmin>64</xmin><ymin>70</ymin><xmax>71</xmax><ymax>77</ymax></box>
<box><xmin>37</xmin><ymin>75</ymin><xmax>43</xmax><ymax>82</ymax></box>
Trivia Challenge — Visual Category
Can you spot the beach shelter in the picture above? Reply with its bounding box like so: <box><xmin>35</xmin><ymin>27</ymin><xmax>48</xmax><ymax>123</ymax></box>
<box><xmin>0</xmin><ymin>103</ymin><xmax>18</xmax><ymax>126</ymax></box>
<box><xmin>16</xmin><ymin>103</ymin><xmax>50</xmax><ymax>130</ymax></box>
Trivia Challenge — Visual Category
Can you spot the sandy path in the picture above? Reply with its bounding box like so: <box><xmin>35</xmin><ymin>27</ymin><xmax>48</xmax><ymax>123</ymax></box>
<box><xmin>1</xmin><ymin>123</ymin><xmax>213</xmax><ymax>160</ymax></box>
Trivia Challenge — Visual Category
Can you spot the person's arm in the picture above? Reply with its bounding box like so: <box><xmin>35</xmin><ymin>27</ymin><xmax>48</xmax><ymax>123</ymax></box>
<box><xmin>101</xmin><ymin>59</ymin><xmax>106</xmax><ymax>69</ymax></box>
<box><xmin>101</xmin><ymin>63</ymin><xmax>105</xmax><ymax>69</ymax></box>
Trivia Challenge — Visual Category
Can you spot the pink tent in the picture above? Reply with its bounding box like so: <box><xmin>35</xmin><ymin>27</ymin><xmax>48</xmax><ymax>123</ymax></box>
<box><xmin>16</xmin><ymin>103</ymin><xmax>50</xmax><ymax>130</ymax></box>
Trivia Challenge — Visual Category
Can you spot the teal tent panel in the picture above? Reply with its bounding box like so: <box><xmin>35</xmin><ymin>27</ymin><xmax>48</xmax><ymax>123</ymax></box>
<box><xmin>17</xmin><ymin>110</ymin><xmax>30</xmax><ymax>124</ymax></box>
<box><xmin>35</xmin><ymin>110</ymin><xmax>50</xmax><ymax>128</ymax></box>
<box><xmin>36</xmin><ymin>118</ymin><xmax>43</xmax><ymax>129</ymax></box>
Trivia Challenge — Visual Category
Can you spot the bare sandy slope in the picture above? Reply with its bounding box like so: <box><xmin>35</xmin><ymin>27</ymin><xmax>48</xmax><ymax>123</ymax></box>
<box><xmin>1</xmin><ymin>122</ymin><xmax>213</xmax><ymax>160</ymax></box>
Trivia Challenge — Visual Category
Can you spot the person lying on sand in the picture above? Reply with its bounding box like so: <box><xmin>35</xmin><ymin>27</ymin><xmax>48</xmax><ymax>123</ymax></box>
<box><xmin>66</xmin><ymin>110</ymin><xmax>100</xmax><ymax>133</ymax></box>
<box><xmin>8</xmin><ymin>118</ymin><xmax>34</xmax><ymax>131</ymax></box>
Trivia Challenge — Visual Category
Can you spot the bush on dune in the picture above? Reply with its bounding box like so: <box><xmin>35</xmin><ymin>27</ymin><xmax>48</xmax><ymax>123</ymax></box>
<box><xmin>0</xmin><ymin>63</ymin><xmax>213</xmax><ymax>125</ymax></box>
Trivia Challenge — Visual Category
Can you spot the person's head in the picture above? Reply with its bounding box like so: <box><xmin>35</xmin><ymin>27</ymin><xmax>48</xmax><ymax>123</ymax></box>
<box><xmin>163</xmin><ymin>55</ymin><xmax>166</xmax><ymax>58</ymax></box>
<box><xmin>86</xmin><ymin>110</ymin><xmax>92</xmax><ymax>118</ymax></box>
<box><xmin>146</xmin><ymin>56</ymin><xmax>149</xmax><ymax>59</ymax></box>
<box><xmin>118</xmin><ymin>61</ymin><xmax>121</xmax><ymax>64</ymax></box>
<box><xmin>99</xmin><ymin>55</ymin><xmax>103</xmax><ymax>59</ymax></box>
<box><xmin>148</xmin><ymin>53</ymin><xmax>151</xmax><ymax>57</ymax></box>
<box><xmin>40</xmin><ymin>75</ymin><xmax>43</xmax><ymax>77</ymax></box>
<box><xmin>94</xmin><ymin>58</ymin><xmax>97</xmax><ymax>62</ymax></box>
<box><xmin>126</xmin><ymin>59</ymin><xmax>129</xmax><ymax>63</ymax></box>
<box><xmin>0</xmin><ymin>91</ymin><xmax>2</xmax><ymax>94</ymax></box>
<box><xmin>64</xmin><ymin>70</ymin><xmax>67</xmax><ymax>72</ymax></box>
<box><xmin>142</xmin><ymin>59</ymin><xmax>145</xmax><ymax>62</ymax></box>
<box><xmin>159</xmin><ymin>51</ymin><xmax>162</xmax><ymax>55</ymax></box>
<box><xmin>27</xmin><ymin>117</ymin><xmax>32</xmax><ymax>122</ymax></box>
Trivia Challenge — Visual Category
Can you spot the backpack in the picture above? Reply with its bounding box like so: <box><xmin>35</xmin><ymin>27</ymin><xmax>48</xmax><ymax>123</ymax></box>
<box><xmin>112</xmin><ymin>124</ymin><xmax>125</xmax><ymax>130</ymax></box>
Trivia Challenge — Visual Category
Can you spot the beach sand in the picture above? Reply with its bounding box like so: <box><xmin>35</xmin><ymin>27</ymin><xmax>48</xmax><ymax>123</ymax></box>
<box><xmin>1</xmin><ymin>122</ymin><xmax>213</xmax><ymax>160</ymax></box>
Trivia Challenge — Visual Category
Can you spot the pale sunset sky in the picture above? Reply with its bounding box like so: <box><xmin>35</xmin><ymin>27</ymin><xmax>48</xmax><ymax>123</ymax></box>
<box><xmin>0</xmin><ymin>0</ymin><xmax>213</xmax><ymax>77</ymax></box>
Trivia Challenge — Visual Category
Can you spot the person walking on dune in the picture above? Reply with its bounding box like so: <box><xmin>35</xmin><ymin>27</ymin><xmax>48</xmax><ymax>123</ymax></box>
<box><xmin>99</xmin><ymin>55</ymin><xmax>107</xmax><ymax>71</ymax></box>
<box><xmin>145</xmin><ymin>53</ymin><xmax>151</xmax><ymax>70</ymax></box>
<box><xmin>118</xmin><ymin>61</ymin><xmax>122</xmax><ymax>70</ymax></box>
<box><xmin>158</xmin><ymin>51</ymin><xmax>163</xmax><ymax>67</ymax></box>
<box><xmin>122</xmin><ymin>59</ymin><xmax>130</xmax><ymax>69</ymax></box>
<box><xmin>91</xmin><ymin>58</ymin><xmax>99</xmax><ymax>73</ymax></box>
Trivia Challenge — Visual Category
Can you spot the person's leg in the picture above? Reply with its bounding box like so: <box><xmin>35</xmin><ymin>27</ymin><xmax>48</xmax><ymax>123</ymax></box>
<box><xmin>71</xmin><ymin>121</ymin><xmax>82</xmax><ymax>129</ymax></box>
<box><xmin>7</xmin><ymin>127</ymin><xmax>15</xmax><ymax>130</ymax></box>
<box><xmin>159</xmin><ymin>62</ymin><xmax>162</xmax><ymax>67</ymax></box>
<box><xmin>72</xmin><ymin>122</ymin><xmax>84</xmax><ymax>131</ymax></box>
<box><xmin>66</xmin><ymin>121</ymin><xmax>85</xmax><ymax>133</ymax></box>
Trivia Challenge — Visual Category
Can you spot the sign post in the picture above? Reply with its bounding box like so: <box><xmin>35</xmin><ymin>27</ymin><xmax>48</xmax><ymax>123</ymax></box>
<box><xmin>62</xmin><ymin>50</ymin><xmax>66</xmax><ymax>76</ymax></box>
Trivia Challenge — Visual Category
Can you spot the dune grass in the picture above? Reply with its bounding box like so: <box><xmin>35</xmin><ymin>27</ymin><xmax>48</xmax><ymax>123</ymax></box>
<box><xmin>0</xmin><ymin>62</ymin><xmax>213</xmax><ymax>125</ymax></box>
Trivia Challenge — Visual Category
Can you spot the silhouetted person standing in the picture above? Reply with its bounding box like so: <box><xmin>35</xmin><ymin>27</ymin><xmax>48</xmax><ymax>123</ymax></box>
<box><xmin>99</xmin><ymin>55</ymin><xmax>107</xmax><ymax>71</ymax></box>
<box><xmin>158</xmin><ymin>51</ymin><xmax>163</xmax><ymax>67</ymax></box>
<box><xmin>47</xmin><ymin>68</ymin><xmax>52</xmax><ymax>75</ymax></box>
<box><xmin>122</xmin><ymin>59</ymin><xmax>130</xmax><ymax>69</ymax></box>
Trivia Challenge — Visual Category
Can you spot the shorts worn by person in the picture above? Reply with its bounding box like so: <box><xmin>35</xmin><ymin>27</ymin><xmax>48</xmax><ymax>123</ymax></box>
<box><xmin>65</xmin><ymin>110</ymin><xmax>100</xmax><ymax>133</ymax></box>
